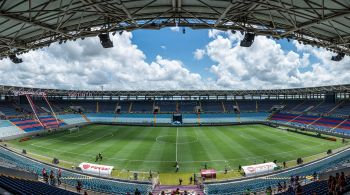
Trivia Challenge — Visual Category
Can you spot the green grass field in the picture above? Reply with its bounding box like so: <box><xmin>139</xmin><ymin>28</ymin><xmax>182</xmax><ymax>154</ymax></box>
<box><xmin>7</xmin><ymin>124</ymin><xmax>346</xmax><ymax>184</ymax></box>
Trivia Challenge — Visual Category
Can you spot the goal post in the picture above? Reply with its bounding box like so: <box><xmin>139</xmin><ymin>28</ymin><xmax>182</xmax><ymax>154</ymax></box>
<box><xmin>68</xmin><ymin>126</ymin><xmax>80</xmax><ymax>134</ymax></box>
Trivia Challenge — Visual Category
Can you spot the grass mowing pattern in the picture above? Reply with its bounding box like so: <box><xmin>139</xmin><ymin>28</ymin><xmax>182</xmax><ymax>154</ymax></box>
<box><xmin>7</xmin><ymin>124</ymin><xmax>344</xmax><ymax>177</ymax></box>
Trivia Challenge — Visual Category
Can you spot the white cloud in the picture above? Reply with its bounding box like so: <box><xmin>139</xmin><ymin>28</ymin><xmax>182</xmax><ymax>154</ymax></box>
<box><xmin>1</xmin><ymin>29</ymin><xmax>349</xmax><ymax>91</ymax></box>
<box><xmin>193</xmin><ymin>49</ymin><xmax>205</xmax><ymax>60</ymax></box>
<box><xmin>203</xmin><ymin>30</ymin><xmax>350</xmax><ymax>89</ymax></box>
<box><xmin>170</xmin><ymin>26</ymin><xmax>180</xmax><ymax>32</ymax></box>
<box><xmin>0</xmin><ymin>32</ymin><xmax>205</xmax><ymax>90</ymax></box>
<box><xmin>160</xmin><ymin>45</ymin><xmax>166</xmax><ymax>50</ymax></box>
<box><xmin>208</xmin><ymin>29</ymin><xmax>222</xmax><ymax>39</ymax></box>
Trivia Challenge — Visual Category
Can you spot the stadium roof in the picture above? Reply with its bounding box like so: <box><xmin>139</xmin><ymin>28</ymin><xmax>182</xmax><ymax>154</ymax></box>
<box><xmin>2</xmin><ymin>84</ymin><xmax>350</xmax><ymax>97</ymax></box>
<box><xmin>1</xmin><ymin>0</ymin><xmax>350</xmax><ymax>58</ymax></box>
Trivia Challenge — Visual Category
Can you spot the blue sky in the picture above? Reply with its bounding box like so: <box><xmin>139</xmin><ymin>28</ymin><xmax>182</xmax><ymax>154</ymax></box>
<box><xmin>132</xmin><ymin>28</ymin><xmax>214</xmax><ymax>78</ymax></box>
<box><xmin>132</xmin><ymin>28</ymin><xmax>314</xmax><ymax>79</ymax></box>
<box><xmin>0</xmin><ymin>27</ymin><xmax>349</xmax><ymax>90</ymax></box>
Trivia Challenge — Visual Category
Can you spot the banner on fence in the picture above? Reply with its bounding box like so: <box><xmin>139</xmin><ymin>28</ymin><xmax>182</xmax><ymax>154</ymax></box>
<box><xmin>78</xmin><ymin>162</ymin><xmax>113</xmax><ymax>176</ymax></box>
<box><xmin>242</xmin><ymin>162</ymin><xmax>277</xmax><ymax>176</ymax></box>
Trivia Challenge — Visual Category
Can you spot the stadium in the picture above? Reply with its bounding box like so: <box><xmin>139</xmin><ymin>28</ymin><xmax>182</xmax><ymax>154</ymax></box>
<box><xmin>0</xmin><ymin>0</ymin><xmax>350</xmax><ymax>195</ymax></box>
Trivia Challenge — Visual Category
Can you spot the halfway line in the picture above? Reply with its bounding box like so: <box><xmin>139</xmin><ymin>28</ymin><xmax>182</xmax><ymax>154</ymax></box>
<box><xmin>176</xmin><ymin>127</ymin><xmax>178</xmax><ymax>162</ymax></box>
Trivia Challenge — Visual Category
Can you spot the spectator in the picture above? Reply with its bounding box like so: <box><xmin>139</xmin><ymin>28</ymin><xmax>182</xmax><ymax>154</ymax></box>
<box><xmin>49</xmin><ymin>170</ymin><xmax>55</xmax><ymax>186</ymax></box>
<box><xmin>295</xmin><ymin>183</ymin><xmax>302</xmax><ymax>195</ymax></box>
<box><xmin>290</xmin><ymin>175</ymin><xmax>295</xmax><ymax>186</ymax></box>
<box><xmin>41</xmin><ymin>168</ymin><xmax>46</xmax><ymax>177</ymax></box>
<box><xmin>339</xmin><ymin>172</ymin><xmax>346</xmax><ymax>192</ymax></box>
<box><xmin>76</xmin><ymin>180</ymin><xmax>82</xmax><ymax>193</ymax></box>
<box><xmin>283</xmin><ymin>181</ymin><xmax>287</xmax><ymax>191</ymax></box>
<box><xmin>312</xmin><ymin>171</ymin><xmax>317</xmax><ymax>181</ymax></box>
<box><xmin>328</xmin><ymin>175</ymin><xmax>333</xmax><ymax>192</ymax></box>
<box><xmin>135</xmin><ymin>188</ymin><xmax>141</xmax><ymax>195</ymax></box>
<box><xmin>277</xmin><ymin>182</ymin><xmax>282</xmax><ymax>192</ymax></box>
<box><xmin>328</xmin><ymin>176</ymin><xmax>336</xmax><ymax>194</ymax></box>
<box><xmin>57</xmin><ymin>169</ymin><xmax>62</xmax><ymax>186</ymax></box>
<box><xmin>57</xmin><ymin>168</ymin><xmax>62</xmax><ymax>178</ymax></box>
<box><xmin>265</xmin><ymin>186</ymin><xmax>272</xmax><ymax>195</ymax></box>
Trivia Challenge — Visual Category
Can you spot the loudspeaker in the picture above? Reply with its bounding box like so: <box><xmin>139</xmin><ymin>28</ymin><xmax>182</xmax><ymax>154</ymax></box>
<box><xmin>331</xmin><ymin>52</ymin><xmax>345</xmax><ymax>61</ymax></box>
<box><xmin>98</xmin><ymin>33</ymin><xmax>113</xmax><ymax>48</ymax></box>
<box><xmin>240</xmin><ymin>33</ymin><xmax>255</xmax><ymax>47</ymax></box>
<box><xmin>9</xmin><ymin>54</ymin><xmax>23</xmax><ymax>64</ymax></box>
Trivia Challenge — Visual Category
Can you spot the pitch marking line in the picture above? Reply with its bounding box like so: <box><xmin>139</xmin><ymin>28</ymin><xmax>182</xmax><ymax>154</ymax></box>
<box><xmin>28</xmin><ymin>142</ymin><xmax>327</xmax><ymax>165</ymax></box>
<box><xmin>39</xmin><ymin>130</ymin><xmax>93</xmax><ymax>143</ymax></box>
<box><xmin>176</xmin><ymin>127</ymin><xmax>178</xmax><ymax>162</ymax></box>
<box><xmin>64</xmin><ymin>130</ymin><xmax>92</xmax><ymax>138</ymax></box>
<box><xmin>155</xmin><ymin>135</ymin><xmax>198</xmax><ymax>144</ymax></box>
<box><xmin>77</xmin><ymin>133</ymin><xmax>114</xmax><ymax>146</ymax></box>
<box><xmin>31</xmin><ymin>133</ymin><xmax>113</xmax><ymax>147</ymax></box>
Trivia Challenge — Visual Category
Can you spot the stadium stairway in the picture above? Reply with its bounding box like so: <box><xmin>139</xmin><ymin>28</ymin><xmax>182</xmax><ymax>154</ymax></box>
<box><xmin>81</xmin><ymin>114</ymin><xmax>91</xmax><ymax>122</ymax></box>
<box><xmin>152</xmin><ymin>185</ymin><xmax>204</xmax><ymax>195</ymax></box>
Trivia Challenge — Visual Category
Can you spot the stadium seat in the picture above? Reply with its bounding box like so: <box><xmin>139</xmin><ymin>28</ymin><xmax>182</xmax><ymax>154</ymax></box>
<box><xmin>0</xmin><ymin>147</ymin><xmax>152</xmax><ymax>194</ymax></box>
<box><xmin>0</xmin><ymin>174</ymin><xmax>78</xmax><ymax>195</ymax></box>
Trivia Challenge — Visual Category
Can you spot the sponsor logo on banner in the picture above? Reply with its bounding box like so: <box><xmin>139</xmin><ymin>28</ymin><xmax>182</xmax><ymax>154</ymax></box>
<box><xmin>79</xmin><ymin>162</ymin><xmax>113</xmax><ymax>176</ymax></box>
<box><xmin>242</xmin><ymin>162</ymin><xmax>277</xmax><ymax>176</ymax></box>
<box><xmin>11</xmin><ymin>90</ymin><xmax>47</xmax><ymax>96</ymax></box>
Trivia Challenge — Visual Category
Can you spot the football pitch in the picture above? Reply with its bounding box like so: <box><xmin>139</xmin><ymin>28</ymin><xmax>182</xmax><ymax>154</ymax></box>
<box><xmin>8</xmin><ymin>124</ymin><xmax>345</xmax><ymax>175</ymax></box>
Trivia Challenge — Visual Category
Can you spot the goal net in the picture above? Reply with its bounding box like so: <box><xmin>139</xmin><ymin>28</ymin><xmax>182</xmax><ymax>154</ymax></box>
<box><xmin>68</xmin><ymin>126</ymin><xmax>80</xmax><ymax>134</ymax></box>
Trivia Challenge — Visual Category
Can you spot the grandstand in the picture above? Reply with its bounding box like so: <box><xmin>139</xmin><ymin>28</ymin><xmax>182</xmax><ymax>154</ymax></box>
<box><xmin>0</xmin><ymin>84</ymin><xmax>347</xmax><ymax>194</ymax></box>
<box><xmin>1</xmin><ymin>0</ymin><xmax>350</xmax><ymax>194</ymax></box>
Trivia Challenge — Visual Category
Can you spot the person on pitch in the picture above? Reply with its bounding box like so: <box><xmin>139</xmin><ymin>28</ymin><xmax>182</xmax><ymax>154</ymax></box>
<box><xmin>176</xmin><ymin>164</ymin><xmax>179</xmax><ymax>172</ymax></box>
<box><xmin>99</xmin><ymin>153</ymin><xmax>103</xmax><ymax>161</ymax></box>
<box><xmin>95</xmin><ymin>154</ymin><xmax>99</xmax><ymax>162</ymax></box>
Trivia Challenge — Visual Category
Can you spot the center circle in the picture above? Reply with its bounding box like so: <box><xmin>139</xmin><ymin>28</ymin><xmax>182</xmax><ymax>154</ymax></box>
<box><xmin>156</xmin><ymin>135</ymin><xmax>198</xmax><ymax>144</ymax></box>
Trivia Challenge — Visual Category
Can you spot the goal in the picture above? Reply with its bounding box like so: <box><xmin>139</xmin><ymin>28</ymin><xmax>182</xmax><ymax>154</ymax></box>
<box><xmin>68</xmin><ymin>126</ymin><xmax>80</xmax><ymax>134</ymax></box>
